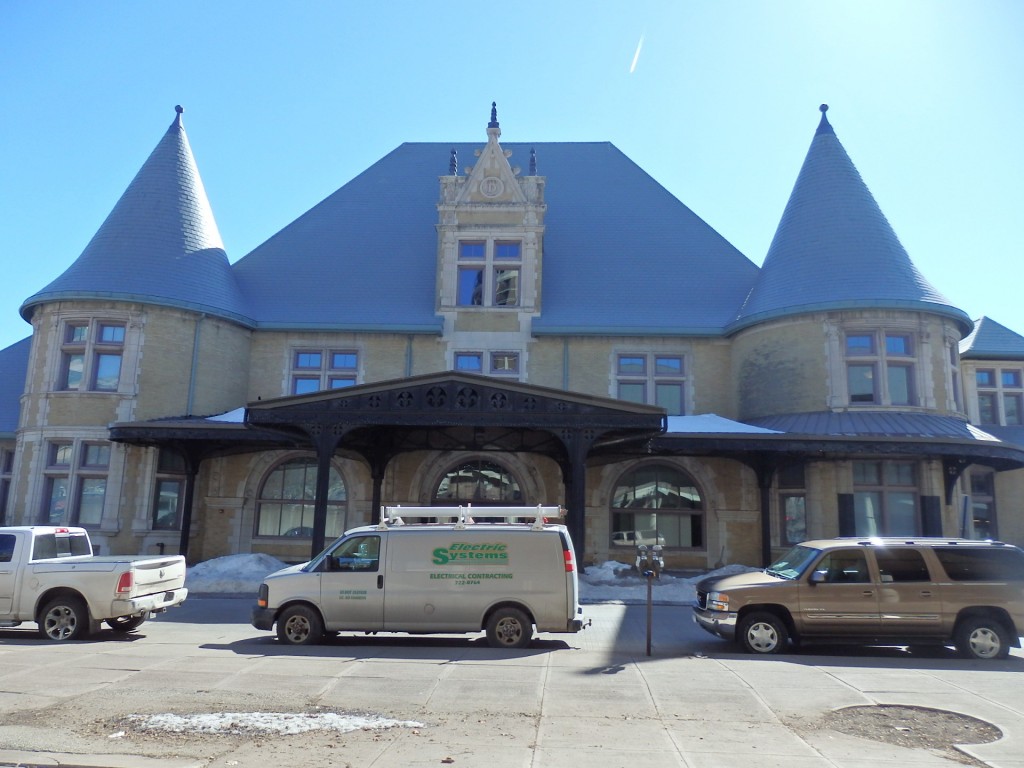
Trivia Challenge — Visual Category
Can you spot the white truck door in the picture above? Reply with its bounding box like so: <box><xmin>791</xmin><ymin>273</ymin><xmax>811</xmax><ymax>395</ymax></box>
<box><xmin>0</xmin><ymin>533</ymin><xmax>18</xmax><ymax>614</ymax></box>
<box><xmin>319</xmin><ymin>533</ymin><xmax>386</xmax><ymax>631</ymax></box>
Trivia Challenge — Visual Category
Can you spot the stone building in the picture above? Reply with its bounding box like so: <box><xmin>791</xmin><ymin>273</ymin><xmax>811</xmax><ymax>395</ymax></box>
<box><xmin>2</xmin><ymin>103</ymin><xmax>1023</xmax><ymax>569</ymax></box>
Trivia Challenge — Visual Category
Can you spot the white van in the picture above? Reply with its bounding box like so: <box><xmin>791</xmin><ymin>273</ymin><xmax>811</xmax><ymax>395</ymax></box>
<box><xmin>251</xmin><ymin>505</ymin><xmax>586</xmax><ymax>648</ymax></box>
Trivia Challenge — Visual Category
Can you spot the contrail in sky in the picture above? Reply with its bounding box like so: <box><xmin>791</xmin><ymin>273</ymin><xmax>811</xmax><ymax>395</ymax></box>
<box><xmin>630</xmin><ymin>33</ymin><xmax>644</xmax><ymax>73</ymax></box>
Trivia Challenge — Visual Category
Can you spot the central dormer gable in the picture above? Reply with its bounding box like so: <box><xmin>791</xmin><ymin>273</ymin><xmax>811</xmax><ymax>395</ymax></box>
<box><xmin>437</xmin><ymin>104</ymin><xmax>546</xmax><ymax>317</ymax></box>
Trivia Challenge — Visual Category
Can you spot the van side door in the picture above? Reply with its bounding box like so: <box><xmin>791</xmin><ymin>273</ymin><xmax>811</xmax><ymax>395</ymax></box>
<box><xmin>318</xmin><ymin>533</ymin><xmax>386</xmax><ymax>631</ymax></box>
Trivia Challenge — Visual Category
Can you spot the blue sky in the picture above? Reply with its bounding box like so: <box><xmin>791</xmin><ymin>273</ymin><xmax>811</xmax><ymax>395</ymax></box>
<box><xmin>2</xmin><ymin>1</ymin><xmax>1021</xmax><ymax>352</ymax></box>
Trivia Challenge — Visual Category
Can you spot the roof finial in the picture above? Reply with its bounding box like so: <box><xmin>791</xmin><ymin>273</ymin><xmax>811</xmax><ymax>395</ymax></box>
<box><xmin>815</xmin><ymin>103</ymin><xmax>834</xmax><ymax>137</ymax></box>
<box><xmin>449</xmin><ymin>148</ymin><xmax>458</xmax><ymax>175</ymax></box>
<box><xmin>173</xmin><ymin>104</ymin><xmax>184</xmax><ymax>127</ymax></box>
<box><xmin>489</xmin><ymin>101</ymin><xmax>499</xmax><ymax>128</ymax></box>
<box><xmin>529</xmin><ymin>148</ymin><xmax>537</xmax><ymax>176</ymax></box>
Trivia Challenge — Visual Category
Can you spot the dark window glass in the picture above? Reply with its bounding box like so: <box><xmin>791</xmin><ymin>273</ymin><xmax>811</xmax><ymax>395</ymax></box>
<box><xmin>875</xmin><ymin>549</ymin><xmax>931</xmax><ymax>582</ymax></box>
<box><xmin>934</xmin><ymin>548</ymin><xmax>1024</xmax><ymax>581</ymax></box>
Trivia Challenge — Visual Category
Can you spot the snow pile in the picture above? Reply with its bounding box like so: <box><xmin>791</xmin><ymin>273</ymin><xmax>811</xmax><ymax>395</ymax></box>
<box><xmin>126</xmin><ymin>711</ymin><xmax>423</xmax><ymax>735</ymax></box>
<box><xmin>185</xmin><ymin>553</ymin><xmax>758</xmax><ymax>605</ymax></box>
<box><xmin>185</xmin><ymin>553</ymin><xmax>288</xmax><ymax>595</ymax></box>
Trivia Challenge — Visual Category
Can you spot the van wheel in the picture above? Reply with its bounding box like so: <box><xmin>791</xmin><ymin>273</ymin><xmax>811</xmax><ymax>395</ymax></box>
<box><xmin>106</xmin><ymin>615</ymin><xmax>147</xmax><ymax>632</ymax></box>
<box><xmin>739</xmin><ymin>611</ymin><xmax>788</xmax><ymax>654</ymax></box>
<box><xmin>486</xmin><ymin>607</ymin><xmax>533</xmax><ymax>649</ymax></box>
<box><xmin>277</xmin><ymin>605</ymin><xmax>324</xmax><ymax>645</ymax></box>
<box><xmin>954</xmin><ymin>617</ymin><xmax>1011</xmax><ymax>660</ymax></box>
<box><xmin>39</xmin><ymin>596</ymin><xmax>91</xmax><ymax>641</ymax></box>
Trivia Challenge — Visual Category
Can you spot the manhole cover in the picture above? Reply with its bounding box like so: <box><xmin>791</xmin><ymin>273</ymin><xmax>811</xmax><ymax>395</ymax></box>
<box><xmin>823</xmin><ymin>704</ymin><xmax>1001</xmax><ymax>765</ymax></box>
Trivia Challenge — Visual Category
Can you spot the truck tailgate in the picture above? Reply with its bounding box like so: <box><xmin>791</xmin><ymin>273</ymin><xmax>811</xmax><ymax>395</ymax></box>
<box><xmin>128</xmin><ymin>556</ymin><xmax>187</xmax><ymax>596</ymax></box>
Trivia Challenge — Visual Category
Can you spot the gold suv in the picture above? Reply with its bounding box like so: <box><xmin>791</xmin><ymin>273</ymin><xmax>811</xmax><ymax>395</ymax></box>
<box><xmin>693</xmin><ymin>538</ymin><xmax>1024</xmax><ymax>659</ymax></box>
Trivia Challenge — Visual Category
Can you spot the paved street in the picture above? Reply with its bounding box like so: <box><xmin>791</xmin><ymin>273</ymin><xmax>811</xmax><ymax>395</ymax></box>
<box><xmin>0</xmin><ymin>596</ymin><xmax>1022</xmax><ymax>767</ymax></box>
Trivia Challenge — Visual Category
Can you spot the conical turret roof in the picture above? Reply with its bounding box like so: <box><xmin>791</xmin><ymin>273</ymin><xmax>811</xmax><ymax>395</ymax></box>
<box><xmin>20</xmin><ymin>107</ymin><xmax>251</xmax><ymax>325</ymax></box>
<box><xmin>730</xmin><ymin>105</ymin><xmax>971</xmax><ymax>334</ymax></box>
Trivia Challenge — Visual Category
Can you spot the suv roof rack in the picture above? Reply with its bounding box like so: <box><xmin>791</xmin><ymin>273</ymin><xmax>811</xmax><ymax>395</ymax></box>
<box><xmin>377</xmin><ymin>504</ymin><xmax>563</xmax><ymax>531</ymax></box>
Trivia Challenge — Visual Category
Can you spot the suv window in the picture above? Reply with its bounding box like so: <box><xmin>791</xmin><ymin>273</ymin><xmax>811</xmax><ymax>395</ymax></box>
<box><xmin>815</xmin><ymin>550</ymin><xmax>870</xmax><ymax>583</ymax></box>
<box><xmin>934</xmin><ymin>547</ymin><xmax>1024</xmax><ymax>581</ymax></box>
<box><xmin>875</xmin><ymin>548</ymin><xmax>931</xmax><ymax>582</ymax></box>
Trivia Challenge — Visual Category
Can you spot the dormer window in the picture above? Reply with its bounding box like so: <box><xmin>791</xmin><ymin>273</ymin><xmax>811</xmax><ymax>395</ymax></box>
<box><xmin>845</xmin><ymin>330</ymin><xmax>916</xmax><ymax>406</ymax></box>
<box><xmin>457</xmin><ymin>239</ymin><xmax>521</xmax><ymax>307</ymax></box>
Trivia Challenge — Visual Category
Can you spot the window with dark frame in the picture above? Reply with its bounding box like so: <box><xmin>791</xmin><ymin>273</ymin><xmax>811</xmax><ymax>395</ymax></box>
<box><xmin>290</xmin><ymin>348</ymin><xmax>359</xmax><ymax>395</ymax></box>
<box><xmin>845</xmin><ymin>330</ymin><xmax>917</xmax><ymax>406</ymax></box>
<box><xmin>968</xmin><ymin>469</ymin><xmax>997</xmax><ymax>539</ymax></box>
<box><xmin>610</xmin><ymin>464</ymin><xmax>704</xmax><ymax>549</ymax></box>
<box><xmin>852</xmin><ymin>460</ymin><xmax>919</xmax><ymax>536</ymax></box>
<box><xmin>59</xmin><ymin>320</ymin><xmax>125</xmax><ymax>392</ymax></box>
<box><xmin>777</xmin><ymin>463</ymin><xmax>807</xmax><ymax>545</ymax></box>
<box><xmin>255</xmin><ymin>457</ymin><xmax>347</xmax><ymax>538</ymax></box>
<box><xmin>976</xmin><ymin>367</ymin><xmax>1023</xmax><ymax>426</ymax></box>
<box><xmin>152</xmin><ymin>449</ymin><xmax>187</xmax><ymax>531</ymax></box>
<box><xmin>615</xmin><ymin>353</ymin><xmax>686</xmax><ymax>415</ymax></box>
<box><xmin>456</xmin><ymin>239</ymin><xmax>521</xmax><ymax>308</ymax></box>
<box><xmin>0</xmin><ymin>448</ymin><xmax>12</xmax><ymax>526</ymax></box>
<box><xmin>40</xmin><ymin>439</ymin><xmax>111</xmax><ymax>527</ymax></box>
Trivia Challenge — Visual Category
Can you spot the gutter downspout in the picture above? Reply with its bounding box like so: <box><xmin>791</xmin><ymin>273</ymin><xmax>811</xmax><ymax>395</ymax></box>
<box><xmin>186</xmin><ymin>314</ymin><xmax>205</xmax><ymax>416</ymax></box>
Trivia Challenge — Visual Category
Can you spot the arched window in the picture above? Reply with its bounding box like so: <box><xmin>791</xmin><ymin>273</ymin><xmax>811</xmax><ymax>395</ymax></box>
<box><xmin>433</xmin><ymin>459</ymin><xmax>522</xmax><ymax>505</ymax></box>
<box><xmin>256</xmin><ymin>458</ymin><xmax>347</xmax><ymax>538</ymax></box>
<box><xmin>610</xmin><ymin>465</ymin><xmax>704</xmax><ymax>549</ymax></box>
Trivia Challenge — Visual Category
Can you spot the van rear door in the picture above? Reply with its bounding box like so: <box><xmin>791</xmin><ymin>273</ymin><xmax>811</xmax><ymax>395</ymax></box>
<box><xmin>319</xmin><ymin>532</ymin><xmax>387</xmax><ymax>631</ymax></box>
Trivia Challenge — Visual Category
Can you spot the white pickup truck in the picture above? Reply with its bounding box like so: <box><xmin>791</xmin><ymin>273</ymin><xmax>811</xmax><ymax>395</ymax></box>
<box><xmin>0</xmin><ymin>526</ymin><xmax>188</xmax><ymax>641</ymax></box>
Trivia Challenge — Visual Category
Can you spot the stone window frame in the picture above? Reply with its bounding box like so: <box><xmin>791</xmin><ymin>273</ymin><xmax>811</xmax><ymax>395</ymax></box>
<box><xmin>843</xmin><ymin>328</ymin><xmax>919</xmax><ymax>407</ymax></box>
<box><xmin>57</xmin><ymin>319</ymin><xmax>126</xmax><ymax>393</ymax></box>
<box><xmin>614</xmin><ymin>352</ymin><xmax>687</xmax><ymax>415</ymax></box>
<box><xmin>456</xmin><ymin>238</ymin><xmax>522</xmax><ymax>308</ymax></box>
<box><xmin>39</xmin><ymin>438</ymin><xmax>111</xmax><ymax>528</ymax></box>
<box><xmin>975</xmin><ymin>366</ymin><xmax>1023</xmax><ymax>426</ymax></box>
<box><xmin>289</xmin><ymin>348</ymin><xmax>359</xmax><ymax>395</ymax></box>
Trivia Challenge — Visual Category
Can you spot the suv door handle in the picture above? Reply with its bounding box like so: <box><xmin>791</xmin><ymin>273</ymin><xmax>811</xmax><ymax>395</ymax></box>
<box><xmin>862</xmin><ymin>590</ymin><xmax>874</xmax><ymax>597</ymax></box>
<box><xmin>919</xmin><ymin>590</ymin><xmax>932</xmax><ymax>597</ymax></box>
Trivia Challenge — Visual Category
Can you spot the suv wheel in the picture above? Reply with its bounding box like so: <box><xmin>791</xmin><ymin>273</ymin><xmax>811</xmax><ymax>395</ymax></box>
<box><xmin>739</xmin><ymin>611</ymin><xmax>789</xmax><ymax>654</ymax></box>
<box><xmin>954</xmin><ymin>617</ymin><xmax>1011</xmax><ymax>660</ymax></box>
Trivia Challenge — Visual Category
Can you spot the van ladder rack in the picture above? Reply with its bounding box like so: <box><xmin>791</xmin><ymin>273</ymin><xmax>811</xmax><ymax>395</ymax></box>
<box><xmin>378</xmin><ymin>504</ymin><xmax>564</xmax><ymax>531</ymax></box>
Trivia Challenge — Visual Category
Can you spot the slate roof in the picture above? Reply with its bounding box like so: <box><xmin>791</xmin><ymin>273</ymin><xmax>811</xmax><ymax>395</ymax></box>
<box><xmin>959</xmin><ymin>317</ymin><xmax>1024</xmax><ymax>360</ymax></box>
<box><xmin>20</xmin><ymin>107</ymin><xmax>251</xmax><ymax>327</ymax></box>
<box><xmin>0</xmin><ymin>338</ymin><xmax>30</xmax><ymax>436</ymax></box>
<box><xmin>731</xmin><ymin>106</ymin><xmax>972</xmax><ymax>335</ymax></box>
<box><xmin>232</xmin><ymin>141</ymin><xmax>759</xmax><ymax>335</ymax></box>
<box><xmin>748</xmin><ymin>410</ymin><xmax>999</xmax><ymax>442</ymax></box>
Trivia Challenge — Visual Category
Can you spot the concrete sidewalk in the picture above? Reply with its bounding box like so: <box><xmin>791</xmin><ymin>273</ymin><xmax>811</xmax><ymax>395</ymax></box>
<box><xmin>0</xmin><ymin>597</ymin><xmax>1021</xmax><ymax>767</ymax></box>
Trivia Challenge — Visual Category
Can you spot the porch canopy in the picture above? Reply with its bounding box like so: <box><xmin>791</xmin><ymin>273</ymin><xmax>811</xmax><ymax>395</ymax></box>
<box><xmin>110</xmin><ymin>372</ymin><xmax>667</xmax><ymax>559</ymax></box>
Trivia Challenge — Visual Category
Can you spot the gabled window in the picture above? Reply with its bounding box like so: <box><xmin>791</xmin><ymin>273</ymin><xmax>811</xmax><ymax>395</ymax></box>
<box><xmin>290</xmin><ymin>349</ymin><xmax>359</xmax><ymax>395</ymax></box>
<box><xmin>457</xmin><ymin>239</ymin><xmax>521</xmax><ymax>307</ymax></box>
<box><xmin>976</xmin><ymin>367</ymin><xmax>1023</xmax><ymax>426</ymax></box>
<box><xmin>615</xmin><ymin>353</ymin><xmax>686</xmax><ymax>415</ymax></box>
<box><xmin>58</xmin><ymin>320</ymin><xmax>125</xmax><ymax>392</ymax></box>
<box><xmin>845</xmin><ymin>330</ymin><xmax>916</xmax><ymax>406</ymax></box>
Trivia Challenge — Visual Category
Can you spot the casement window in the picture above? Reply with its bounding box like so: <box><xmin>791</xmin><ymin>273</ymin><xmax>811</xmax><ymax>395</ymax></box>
<box><xmin>255</xmin><ymin>457</ymin><xmax>347</xmax><ymax>538</ymax></box>
<box><xmin>845</xmin><ymin>330</ymin><xmax>917</xmax><ymax>406</ymax></box>
<box><xmin>152</xmin><ymin>449</ymin><xmax>187</xmax><ymax>531</ymax></box>
<box><xmin>615</xmin><ymin>353</ymin><xmax>686</xmax><ymax>415</ymax></box>
<box><xmin>59</xmin><ymin>320</ymin><xmax>125</xmax><ymax>392</ymax></box>
<box><xmin>40</xmin><ymin>440</ymin><xmax>111</xmax><ymax>527</ymax></box>
<box><xmin>610</xmin><ymin>465</ymin><xmax>704</xmax><ymax>549</ymax></box>
<box><xmin>290</xmin><ymin>349</ymin><xmax>358</xmax><ymax>395</ymax></box>
<box><xmin>0</xmin><ymin>448</ymin><xmax>12</xmax><ymax>526</ymax></box>
<box><xmin>777</xmin><ymin>463</ymin><xmax>807</xmax><ymax>545</ymax></box>
<box><xmin>852</xmin><ymin>460</ymin><xmax>918</xmax><ymax>536</ymax></box>
<box><xmin>457</xmin><ymin>240</ymin><xmax>521</xmax><ymax>307</ymax></box>
<box><xmin>975</xmin><ymin>367</ymin><xmax>1023</xmax><ymax>426</ymax></box>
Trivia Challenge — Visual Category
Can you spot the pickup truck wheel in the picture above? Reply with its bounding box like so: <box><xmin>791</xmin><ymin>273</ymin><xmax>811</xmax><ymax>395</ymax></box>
<box><xmin>276</xmin><ymin>605</ymin><xmax>324</xmax><ymax>645</ymax></box>
<box><xmin>39</xmin><ymin>596</ymin><xmax>91</xmax><ymax>641</ymax></box>
<box><xmin>106</xmin><ymin>615</ymin><xmax>147</xmax><ymax>632</ymax></box>
<box><xmin>485</xmin><ymin>607</ymin><xmax>533</xmax><ymax>649</ymax></box>
<box><xmin>739</xmin><ymin>611</ymin><xmax>788</xmax><ymax>654</ymax></box>
<box><xmin>954</xmin><ymin>617</ymin><xmax>1011</xmax><ymax>660</ymax></box>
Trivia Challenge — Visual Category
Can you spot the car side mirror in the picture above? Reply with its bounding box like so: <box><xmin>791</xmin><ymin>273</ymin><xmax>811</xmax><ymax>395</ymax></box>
<box><xmin>809</xmin><ymin>570</ymin><xmax>827</xmax><ymax>585</ymax></box>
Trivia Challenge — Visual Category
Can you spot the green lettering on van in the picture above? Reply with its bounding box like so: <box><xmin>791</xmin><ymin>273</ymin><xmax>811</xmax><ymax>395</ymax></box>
<box><xmin>432</xmin><ymin>543</ymin><xmax>509</xmax><ymax>566</ymax></box>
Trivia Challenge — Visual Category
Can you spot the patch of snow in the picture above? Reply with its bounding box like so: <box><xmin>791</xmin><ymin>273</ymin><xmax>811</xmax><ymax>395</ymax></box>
<box><xmin>126</xmin><ymin>711</ymin><xmax>423</xmax><ymax>736</ymax></box>
<box><xmin>186</xmin><ymin>553</ymin><xmax>289</xmax><ymax>595</ymax></box>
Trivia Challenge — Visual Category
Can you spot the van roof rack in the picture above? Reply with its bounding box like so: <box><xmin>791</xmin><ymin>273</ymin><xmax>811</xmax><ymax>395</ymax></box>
<box><xmin>378</xmin><ymin>504</ymin><xmax>563</xmax><ymax>531</ymax></box>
